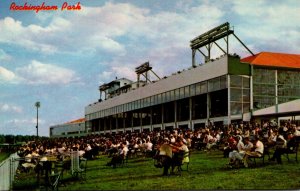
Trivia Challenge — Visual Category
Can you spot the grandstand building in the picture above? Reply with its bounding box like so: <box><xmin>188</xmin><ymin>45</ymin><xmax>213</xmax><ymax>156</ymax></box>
<box><xmin>49</xmin><ymin>118</ymin><xmax>86</xmax><ymax>137</ymax></box>
<box><xmin>84</xmin><ymin>23</ymin><xmax>300</xmax><ymax>134</ymax></box>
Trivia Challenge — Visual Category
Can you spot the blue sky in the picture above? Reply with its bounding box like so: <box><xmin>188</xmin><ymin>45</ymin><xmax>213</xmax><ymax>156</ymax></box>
<box><xmin>0</xmin><ymin>0</ymin><xmax>299</xmax><ymax>136</ymax></box>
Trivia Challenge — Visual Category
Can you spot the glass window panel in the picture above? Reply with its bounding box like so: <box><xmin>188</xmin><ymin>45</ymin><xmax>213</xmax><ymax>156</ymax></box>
<box><xmin>243</xmin><ymin>103</ymin><xmax>250</xmax><ymax>113</ymax></box>
<box><xmin>253</xmin><ymin>84</ymin><xmax>275</xmax><ymax>96</ymax></box>
<box><xmin>200</xmin><ymin>81</ymin><xmax>207</xmax><ymax>94</ymax></box>
<box><xmin>157</xmin><ymin>94</ymin><xmax>162</xmax><ymax>104</ymax></box>
<box><xmin>165</xmin><ymin>92</ymin><xmax>170</xmax><ymax>102</ymax></box>
<box><xmin>243</xmin><ymin>89</ymin><xmax>250</xmax><ymax>102</ymax></box>
<box><xmin>195</xmin><ymin>83</ymin><xmax>201</xmax><ymax>95</ymax></box>
<box><xmin>154</xmin><ymin>95</ymin><xmax>158</xmax><ymax>105</ymax></box>
<box><xmin>137</xmin><ymin>100</ymin><xmax>141</xmax><ymax>109</ymax></box>
<box><xmin>175</xmin><ymin>89</ymin><xmax>180</xmax><ymax>99</ymax></box>
<box><xmin>150</xmin><ymin>96</ymin><xmax>153</xmax><ymax>106</ymax></box>
<box><xmin>253</xmin><ymin>68</ymin><xmax>275</xmax><ymax>84</ymax></box>
<box><xmin>230</xmin><ymin>88</ymin><xmax>242</xmax><ymax>102</ymax></box>
<box><xmin>180</xmin><ymin>87</ymin><xmax>185</xmax><ymax>99</ymax></box>
<box><xmin>220</xmin><ymin>75</ymin><xmax>227</xmax><ymax>89</ymax></box>
<box><xmin>190</xmin><ymin>84</ymin><xmax>196</xmax><ymax>96</ymax></box>
<box><xmin>161</xmin><ymin>93</ymin><xmax>165</xmax><ymax>103</ymax></box>
<box><xmin>185</xmin><ymin>86</ymin><xmax>190</xmax><ymax>98</ymax></box>
<box><xmin>243</xmin><ymin>77</ymin><xmax>250</xmax><ymax>88</ymax></box>
<box><xmin>208</xmin><ymin>79</ymin><xmax>213</xmax><ymax>92</ymax></box>
<box><xmin>230</xmin><ymin>75</ymin><xmax>242</xmax><ymax>88</ymax></box>
<box><xmin>231</xmin><ymin>102</ymin><xmax>242</xmax><ymax>115</ymax></box>
<box><xmin>146</xmin><ymin>98</ymin><xmax>149</xmax><ymax>107</ymax></box>
<box><xmin>214</xmin><ymin>77</ymin><xmax>220</xmax><ymax>90</ymax></box>
<box><xmin>170</xmin><ymin>90</ymin><xmax>175</xmax><ymax>101</ymax></box>
<box><xmin>208</xmin><ymin>78</ymin><xmax>220</xmax><ymax>92</ymax></box>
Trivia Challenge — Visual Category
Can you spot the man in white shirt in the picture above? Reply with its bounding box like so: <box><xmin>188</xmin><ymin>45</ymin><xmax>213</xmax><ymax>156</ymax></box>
<box><xmin>243</xmin><ymin>136</ymin><xmax>264</xmax><ymax>167</ymax></box>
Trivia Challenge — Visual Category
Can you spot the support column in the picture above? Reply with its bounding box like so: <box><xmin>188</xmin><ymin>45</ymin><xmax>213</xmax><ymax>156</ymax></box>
<box><xmin>109</xmin><ymin>116</ymin><xmax>112</xmax><ymax>133</ymax></box>
<box><xmin>192</xmin><ymin>49</ymin><xmax>196</xmax><ymax>67</ymax></box>
<box><xmin>275</xmin><ymin>70</ymin><xmax>278</xmax><ymax>113</ymax></box>
<box><xmin>227</xmin><ymin>75</ymin><xmax>231</xmax><ymax>125</ymax></box>
<box><xmin>98</xmin><ymin>119</ymin><xmax>101</xmax><ymax>134</ymax></box>
<box><xmin>150</xmin><ymin>107</ymin><xmax>153</xmax><ymax>131</ymax></box>
<box><xmin>161</xmin><ymin>104</ymin><xmax>165</xmax><ymax>130</ymax></box>
<box><xmin>137</xmin><ymin>74</ymin><xmax>140</xmax><ymax>88</ymax></box>
<box><xmin>189</xmin><ymin>97</ymin><xmax>193</xmax><ymax>131</ymax></box>
<box><xmin>174</xmin><ymin>101</ymin><xmax>177</xmax><ymax>129</ymax></box>
<box><xmin>123</xmin><ymin>113</ymin><xmax>126</xmax><ymax>132</ymax></box>
<box><xmin>140</xmin><ymin>110</ymin><xmax>143</xmax><ymax>131</ymax></box>
<box><xmin>207</xmin><ymin>93</ymin><xmax>210</xmax><ymax>123</ymax></box>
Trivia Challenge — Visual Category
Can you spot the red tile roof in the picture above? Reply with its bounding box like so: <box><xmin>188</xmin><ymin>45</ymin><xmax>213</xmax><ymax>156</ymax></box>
<box><xmin>241</xmin><ymin>52</ymin><xmax>300</xmax><ymax>69</ymax></box>
<box><xmin>65</xmin><ymin>118</ymin><xmax>85</xmax><ymax>124</ymax></box>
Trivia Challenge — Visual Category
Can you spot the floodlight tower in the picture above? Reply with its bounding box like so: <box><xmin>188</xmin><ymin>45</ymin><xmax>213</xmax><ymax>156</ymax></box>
<box><xmin>35</xmin><ymin>101</ymin><xmax>40</xmax><ymax>137</ymax></box>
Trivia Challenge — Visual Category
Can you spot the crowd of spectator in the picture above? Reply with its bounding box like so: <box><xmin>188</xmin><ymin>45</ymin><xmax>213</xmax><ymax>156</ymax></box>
<box><xmin>16</xmin><ymin>120</ymin><xmax>300</xmax><ymax>171</ymax></box>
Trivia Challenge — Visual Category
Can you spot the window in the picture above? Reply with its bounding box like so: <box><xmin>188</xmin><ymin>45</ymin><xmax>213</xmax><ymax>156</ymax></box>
<box><xmin>190</xmin><ymin>84</ymin><xmax>196</xmax><ymax>96</ymax></box>
<box><xmin>200</xmin><ymin>82</ymin><xmax>207</xmax><ymax>94</ymax></box>
<box><xmin>230</xmin><ymin>75</ymin><xmax>242</xmax><ymax>87</ymax></box>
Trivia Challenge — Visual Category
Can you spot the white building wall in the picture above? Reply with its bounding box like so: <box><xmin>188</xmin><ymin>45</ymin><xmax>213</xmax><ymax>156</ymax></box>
<box><xmin>50</xmin><ymin>122</ymin><xmax>85</xmax><ymax>137</ymax></box>
<box><xmin>85</xmin><ymin>56</ymin><xmax>228</xmax><ymax>115</ymax></box>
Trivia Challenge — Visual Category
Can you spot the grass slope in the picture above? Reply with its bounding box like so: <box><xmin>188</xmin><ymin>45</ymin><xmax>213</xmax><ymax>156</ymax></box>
<box><xmin>0</xmin><ymin>152</ymin><xmax>10</xmax><ymax>163</ymax></box>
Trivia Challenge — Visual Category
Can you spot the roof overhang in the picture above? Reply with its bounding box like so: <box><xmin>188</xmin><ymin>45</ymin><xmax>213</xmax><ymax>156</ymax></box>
<box><xmin>253</xmin><ymin>99</ymin><xmax>300</xmax><ymax>117</ymax></box>
<box><xmin>241</xmin><ymin>52</ymin><xmax>300</xmax><ymax>69</ymax></box>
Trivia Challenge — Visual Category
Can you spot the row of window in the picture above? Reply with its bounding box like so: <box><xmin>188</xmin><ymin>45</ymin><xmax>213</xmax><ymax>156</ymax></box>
<box><xmin>87</xmin><ymin>75</ymin><xmax>232</xmax><ymax>120</ymax></box>
<box><xmin>253</xmin><ymin>68</ymin><xmax>300</xmax><ymax>86</ymax></box>
<box><xmin>253</xmin><ymin>68</ymin><xmax>300</xmax><ymax>110</ymax></box>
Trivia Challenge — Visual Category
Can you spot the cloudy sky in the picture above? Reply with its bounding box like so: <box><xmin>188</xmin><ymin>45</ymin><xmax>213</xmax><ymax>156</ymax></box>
<box><xmin>0</xmin><ymin>0</ymin><xmax>299</xmax><ymax>136</ymax></box>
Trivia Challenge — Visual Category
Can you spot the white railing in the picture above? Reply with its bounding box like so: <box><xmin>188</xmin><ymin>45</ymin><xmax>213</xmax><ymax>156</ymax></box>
<box><xmin>70</xmin><ymin>151</ymin><xmax>80</xmax><ymax>175</ymax></box>
<box><xmin>0</xmin><ymin>153</ymin><xmax>20</xmax><ymax>191</ymax></box>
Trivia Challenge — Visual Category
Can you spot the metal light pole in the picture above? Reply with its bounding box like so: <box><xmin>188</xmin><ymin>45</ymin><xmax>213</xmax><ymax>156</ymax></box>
<box><xmin>35</xmin><ymin>101</ymin><xmax>40</xmax><ymax>137</ymax></box>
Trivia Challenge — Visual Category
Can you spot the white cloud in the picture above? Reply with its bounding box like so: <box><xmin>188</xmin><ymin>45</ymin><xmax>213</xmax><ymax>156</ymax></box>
<box><xmin>6</xmin><ymin>118</ymin><xmax>44</xmax><ymax>125</ymax></box>
<box><xmin>0</xmin><ymin>118</ymin><xmax>46</xmax><ymax>136</ymax></box>
<box><xmin>98</xmin><ymin>71</ymin><xmax>113</xmax><ymax>84</ymax></box>
<box><xmin>16</xmin><ymin>60</ymin><xmax>79</xmax><ymax>85</ymax></box>
<box><xmin>0</xmin><ymin>66</ymin><xmax>20</xmax><ymax>83</ymax></box>
<box><xmin>0</xmin><ymin>103</ymin><xmax>23</xmax><ymax>113</ymax></box>
<box><xmin>231</xmin><ymin>0</ymin><xmax>300</xmax><ymax>53</ymax></box>
<box><xmin>111</xmin><ymin>66</ymin><xmax>136</xmax><ymax>81</ymax></box>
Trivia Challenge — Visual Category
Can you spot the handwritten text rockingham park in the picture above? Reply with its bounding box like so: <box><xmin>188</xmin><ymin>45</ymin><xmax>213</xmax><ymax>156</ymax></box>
<box><xmin>10</xmin><ymin>2</ymin><xmax>81</xmax><ymax>13</ymax></box>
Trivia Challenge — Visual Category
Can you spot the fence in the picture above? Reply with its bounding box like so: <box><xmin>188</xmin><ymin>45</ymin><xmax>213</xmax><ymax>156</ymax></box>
<box><xmin>70</xmin><ymin>151</ymin><xmax>80</xmax><ymax>175</ymax></box>
<box><xmin>0</xmin><ymin>153</ymin><xmax>20</xmax><ymax>191</ymax></box>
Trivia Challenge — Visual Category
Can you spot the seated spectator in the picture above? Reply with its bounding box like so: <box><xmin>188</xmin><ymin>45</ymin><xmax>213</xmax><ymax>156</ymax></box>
<box><xmin>243</xmin><ymin>136</ymin><xmax>264</xmax><ymax>168</ymax></box>
<box><xmin>106</xmin><ymin>143</ymin><xmax>127</xmax><ymax>168</ymax></box>
<box><xmin>223</xmin><ymin>135</ymin><xmax>237</xmax><ymax>158</ymax></box>
<box><xmin>228</xmin><ymin>136</ymin><xmax>253</xmax><ymax>167</ymax></box>
<box><xmin>205</xmin><ymin>132</ymin><xmax>217</xmax><ymax>151</ymax></box>
<box><xmin>170</xmin><ymin>138</ymin><xmax>189</xmax><ymax>165</ymax></box>
<box><xmin>269</xmin><ymin>128</ymin><xmax>287</xmax><ymax>164</ymax></box>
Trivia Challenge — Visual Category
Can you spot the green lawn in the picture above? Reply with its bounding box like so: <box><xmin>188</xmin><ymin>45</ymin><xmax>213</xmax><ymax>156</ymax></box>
<box><xmin>0</xmin><ymin>152</ymin><xmax>10</xmax><ymax>162</ymax></box>
<box><xmin>13</xmin><ymin>150</ymin><xmax>300</xmax><ymax>190</ymax></box>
